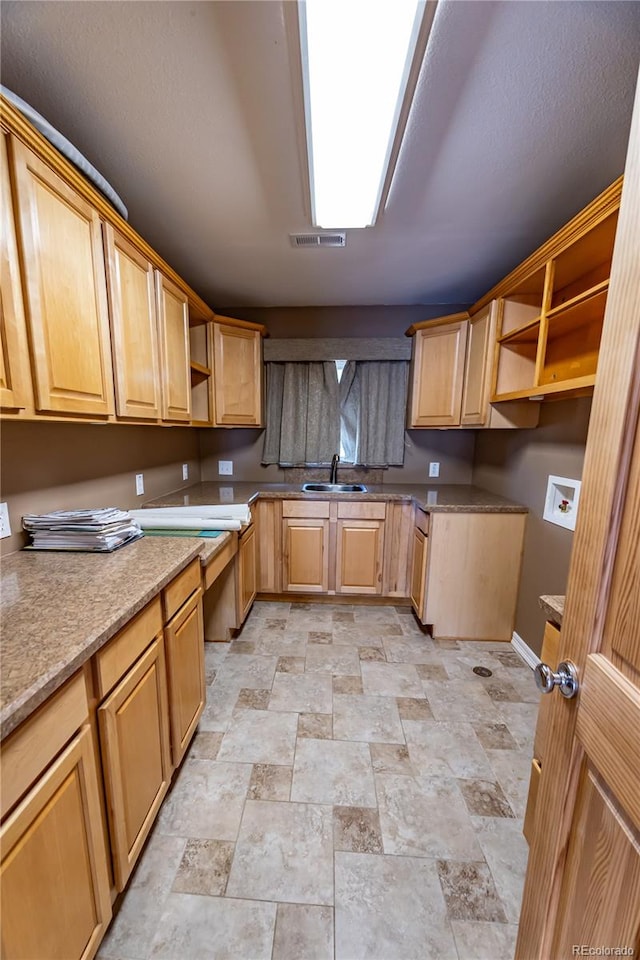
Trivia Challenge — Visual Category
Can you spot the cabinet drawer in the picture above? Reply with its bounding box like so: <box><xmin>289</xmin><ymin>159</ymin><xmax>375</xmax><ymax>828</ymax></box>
<box><xmin>282</xmin><ymin>500</ymin><xmax>331</xmax><ymax>519</ymax></box>
<box><xmin>162</xmin><ymin>558</ymin><xmax>201</xmax><ymax>622</ymax></box>
<box><xmin>337</xmin><ymin>501</ymin><xmax>386</xmax><ymax>520</ymax></box>
<box><xmin>94</xmin><ymin>596</ymin><xmax>163</xmax><ymax>699</ymax></box>
<box><xmin>203</xmin><ymin>536</ymin><xmax>237</xmax><ymax>591</ymax></box>
<box><xmin>1</xmin><ymin>670</ymin><xmax>89</xmax><ymax>820</ymax></box>
<box><xmin>414</xmin><ymin>508</ymin><xmax>429</xmax><ymax>536</ymax></box>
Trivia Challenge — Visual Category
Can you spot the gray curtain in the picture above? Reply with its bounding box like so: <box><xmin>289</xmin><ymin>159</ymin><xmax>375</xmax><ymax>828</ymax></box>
<box><xmin>340</xmin><ymin>361</ymin><xmax>409</xmax><ymax>466</ymax></box>
<box><xmin>262</xmin><ymin>362</ymin><xmax>340</xmax><ymax>465</ymax></box>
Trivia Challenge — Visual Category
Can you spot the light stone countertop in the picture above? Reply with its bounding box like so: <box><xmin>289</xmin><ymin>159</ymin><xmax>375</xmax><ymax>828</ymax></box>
<box><xmin>0</xmin><ymin>536</ymin><xmax>232</xmax><ymax>740</ymax></box>
<box><xmin>145</xmin><ymin>481</ymin><xmax>528</xmax><ymax>514</ymax></box>
<box><xmin>539</xmin><ymin>595</ymin><xmax>565</xmax><ymax>626</ymax></box>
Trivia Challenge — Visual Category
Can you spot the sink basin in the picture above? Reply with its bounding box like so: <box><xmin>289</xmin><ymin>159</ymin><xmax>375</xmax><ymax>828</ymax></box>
<box><xmin>302</xmin><ymin>483</ymin><xmax>367</xmax><ymax>493</ymax></box>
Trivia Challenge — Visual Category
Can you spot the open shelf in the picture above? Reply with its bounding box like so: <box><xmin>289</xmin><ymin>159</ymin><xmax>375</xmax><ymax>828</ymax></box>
<box><xmin>494</xmin><ymin>340</ymin><xmax>538</xmax><ymax>397</ymax></box>
<box><xmin>189</xmin><ymin>322</ymin><xmax>214</xmax><ymax>424</ymax></box>
<box><xmin>500</xmin><ymin>265</ymin><xmax>547</xmax><ymax>336</ymax></box>
<box><xmin>550</xmin><ymin>210</ymin><xmax>618</xmax><ymax>310</ymax></box>
<box><xmin>190</xmin><ymin>360</ymin><xmax>211</xmax><ymax>384</ymax></box>
<box><xmin>498</xmin><ymin>317</ymin><xmax>540</xmax><ymax>345</ymax></box>
<box><xmin>539</xmin><ymin>289</ymin><xmax>607</xmax><ymax>386</ymax></box>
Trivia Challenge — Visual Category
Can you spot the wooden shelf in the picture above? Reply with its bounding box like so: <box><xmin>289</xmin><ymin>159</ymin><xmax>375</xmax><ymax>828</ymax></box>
<box><xmin>546</xmin><ymin>280</ymin><xmax>609</xmax><ymax>320</ymax></box>
<box><xmin>491</xmin><ymin>374</ymin><xmax>597</xmax><ymax>403</ymax></box>
<box><xmin>498</xmin><ymin>317</ymin><xmax>541</xmax><ymax>345</ymax></box>
<box><xmin>190</xmin><ymin>360</ymin><xmax>211</xmax><ymax>385</ymax></box>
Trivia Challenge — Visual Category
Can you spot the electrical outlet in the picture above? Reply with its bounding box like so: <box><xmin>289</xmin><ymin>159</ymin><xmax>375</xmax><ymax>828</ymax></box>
<box><xmin>218</xmin><ymin>460</ymin><xmax>233</xmax><ymax>476</ymax></box>
<box><xmin>0</xmin><ymin>502</ymin><xmax>11</xmax><ymax>539</ymax></box>
<box><xmin>182</xmin><ymin>463</ymin><xmax>189</xmax><ymax>481</ymax></box>
<box><xmin>429</xmin><ymin>462</ymin><xmax>440</xmax><ymax>478</ymax></box>
<box><xmin>135</xmin><ymin>473</ymin><xmax>145</xmax><ymax>496</ymax></box>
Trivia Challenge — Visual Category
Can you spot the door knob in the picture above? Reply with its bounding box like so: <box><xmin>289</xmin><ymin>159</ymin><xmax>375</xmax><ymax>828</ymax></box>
<box><xmin>534</xmin><ymin>660</ymin><xmax>579</xmax><ymax>699</ymax></box>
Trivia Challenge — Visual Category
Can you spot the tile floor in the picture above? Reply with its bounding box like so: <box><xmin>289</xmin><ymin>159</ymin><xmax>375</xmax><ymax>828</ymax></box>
<box><xmin>98</xmin><ymin>601</ymin><xmax>538</xmax><ymax>960</ymax></box>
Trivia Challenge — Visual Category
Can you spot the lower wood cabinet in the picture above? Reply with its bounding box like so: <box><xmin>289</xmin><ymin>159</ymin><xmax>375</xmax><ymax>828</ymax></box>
<box><xmin>282</xmin><ymin>517</ymin><xmax>330</xmax><ymax>592</ymax></box>
<box><xmin>98</xmin><ymin>636</ymin><xmax>172</xmax><ymax>891</ymax></box>
<box><xmin>236</xmin><ymin>523</ymin><xmax>257</xmax><ymax>622</ymax></box>
<box><xmin>410</xmin><ymin>510</ymin><xmax>526</xmax><ymax>640</ymax></box>
<box><xmin>335</xmin><ymin>505</ymin><xmax>385</xmax><ymax>595</ymax></box>
<box><xmin>165</xmin><ymin>588</ymin><xmax>205</xmax><ymax>768</ymax></box>
<box><xmin>524</xmin><ymin>619</ymin><xmax>561</xmax><ymax>845</ymax></box>
<box><xmin>1</xmin><ymin>701</ymin><xmax>111</xmax><ymax>960</ymax></box>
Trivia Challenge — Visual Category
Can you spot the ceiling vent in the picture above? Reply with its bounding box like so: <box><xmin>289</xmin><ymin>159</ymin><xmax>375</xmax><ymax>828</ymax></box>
<box><xmin>290</xmin><ymin>232</ymin><xmax>346</xmax><ymax>248</ymax></box>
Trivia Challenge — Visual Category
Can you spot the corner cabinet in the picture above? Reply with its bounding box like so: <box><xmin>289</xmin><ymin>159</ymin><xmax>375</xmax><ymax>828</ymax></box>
<box><xmin>9</xmin><ymin>138</ymin><xmax>115</xmax><ymax>417</ymax></box>
<box><xmin>213</xmin><ymin>319</ymin><xmax>264</xmax><ymax>426</ymax></box>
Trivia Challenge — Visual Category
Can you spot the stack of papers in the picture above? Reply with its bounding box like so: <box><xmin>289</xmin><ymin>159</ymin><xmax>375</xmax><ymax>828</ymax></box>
<box><xmin>22</xmin><ymin>508</ymin><xmax>143</xmax><ymax>553</ymax></box>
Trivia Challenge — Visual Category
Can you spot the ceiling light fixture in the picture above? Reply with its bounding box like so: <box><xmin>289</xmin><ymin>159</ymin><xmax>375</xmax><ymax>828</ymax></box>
<box><xmin>299</xmin><ymin>0</ymin><xmax>436</xmax><ymax>230</ymax></box>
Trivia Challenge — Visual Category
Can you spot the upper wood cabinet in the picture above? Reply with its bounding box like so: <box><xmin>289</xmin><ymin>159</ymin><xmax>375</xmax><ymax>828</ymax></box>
<box><xmin>461</xmin><ymin>302</ymin><xmax>498</xmax><ymax>426</ymax></box>
<box><xmin>213</xmin><ymin>320</ymin><xmax>263</xmax><ymax>426</ymax></box>
<box><xmin>10</xmin><ymin>138</ymin><xmax>115</xmax><ymax>417</ymax></box>
<box><xmin>0</xmin><ymin>130</ymin><xmax>31</xmax><ymax>415</ymax></box>
<box><xmin>407</xmin><ymin>314</ymin><xmax>469</xmax><ymax>427</ymax></box>
<box><xmin>104</xmin><ymin>225</ymin><xmax>161</xmax><ymax>420</ymax></box>
<box><xmin>155</xmin><ymin>272</ymin><xmax>191</xmax><ymax>422</ymax></box>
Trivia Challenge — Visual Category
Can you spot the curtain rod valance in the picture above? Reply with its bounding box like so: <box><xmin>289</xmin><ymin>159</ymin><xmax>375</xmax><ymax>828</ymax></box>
<box><xmin>263</xmin><ymin>337</ymin><xmax>412</xmax><ymax>362</ymax></box>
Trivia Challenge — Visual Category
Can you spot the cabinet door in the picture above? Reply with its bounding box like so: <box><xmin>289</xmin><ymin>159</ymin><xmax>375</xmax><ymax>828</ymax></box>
<box><xmin>165</xmin><ymin>589</ymin><xmax>205</xmax><ymax>768</ymax></box>
<box><xmin>10</xmin><ymin>138</ymin><xmax>114</xmax><ymax>417</ymax></box>
<box><xmin>282</xmin><ymin>518</ymin><xmax>330</xmax><ymax>593</ymax></box>
<box><xmin>0</xmin><ymin>130</ymin><xmax>30</xmax><ymax>413</ymax></box>
<box><xmin>461</xmin><ymin>302</ymin><xmax>498</xmax><ymax>426</ymax></box>
<box><xmin>408</xmin><ymin>319</ymin><xmax>468</xmax><ymax>427</ymax></box>
<box><xmin>236</xmin><ymin>524</ymin><xmax>257</xmax><ymax>623</ymax></box>
<box><xmin>155</xmin><ymin>272</ymin><xmax>191</xmax><ymax>422</ymax></box>
<box><xmin>410</xmin><ymin>526</ymin><xmax>428</xmax><ymax>621</ymax></box>
<box><xmin>213</xmin><ymin>323</ymin><xmax>262</xmax><ymax>426</ymax></box>
<box><xmin>98</xmin><ymin>636</ymin><xmax>171</xmax><ymax>891</ymax></box>
<box><xmin>0</xmin><ymin>726</ymin><xmax>111</xmax><ymax>960</ymax></box>
<box><xmin>335</xmin><ymin>519</ymin><xmax>384</xmax><ymax>595</ymax></box>
<box><xmin>104</xmin><ymin>225</ymin><xmax>161</xmax><ymax>420</ymax></box>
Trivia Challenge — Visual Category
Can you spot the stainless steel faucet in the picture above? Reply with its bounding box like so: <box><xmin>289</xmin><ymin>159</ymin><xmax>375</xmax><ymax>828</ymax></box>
<box><xmin>330</xmin><ymin>454</ymin><xmax>339</xmax><ymax>484</ymax></box>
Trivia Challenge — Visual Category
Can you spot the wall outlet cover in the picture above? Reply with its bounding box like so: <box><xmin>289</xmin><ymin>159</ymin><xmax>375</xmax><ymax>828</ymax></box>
<box><xmin>218</xmin><ymin>460</ymin><xmax>233</xmax><ymax>476</ymax></box>
<box><xmin>135</xmin><ymin>473</ymin><xmax>144</xmax><ymax>496</ymax></box>
<box><xmin>429</xmin><ymin>462</ymin><xmax>440</xmax><ymax>478</ymax></box>
<box><xmin>543</xmin><ymin>475</ymin><xmax>581</xmax><ymax>531</ymax></box>
<box><xmin>182</xmin><ymin>463</ymin><xmax>189</xmax><ymax>481</ymax></box>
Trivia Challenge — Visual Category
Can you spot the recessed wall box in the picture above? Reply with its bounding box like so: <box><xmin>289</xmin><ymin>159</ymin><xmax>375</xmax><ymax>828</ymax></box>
<box><xmin>543</xmin><ymin>475</ymin><xmax>581</xmax><ymax>531</ymax></box>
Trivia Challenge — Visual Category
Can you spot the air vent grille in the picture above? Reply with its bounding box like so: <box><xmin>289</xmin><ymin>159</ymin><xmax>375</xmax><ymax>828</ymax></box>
<box><xmin>290</xmin><ymin>233</ymin><xmax>346</xmax><ymax>248</ymax></box>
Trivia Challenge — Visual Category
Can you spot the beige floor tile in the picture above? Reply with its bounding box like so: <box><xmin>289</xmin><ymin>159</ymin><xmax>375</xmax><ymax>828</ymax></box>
<box><xmin>276</xmin><ymin>655</ymin><xmax>306</xmax><ymax>673</ymax></box>
<box><xmin>335</xmin><ymin>852</ymin><xmax>457</xmax><ymax>960</ymax></box>
<box><xmin>485</xmin><ymin>748</ymin><xmax>533</xmax><ymax>818</ymax></box>
<box><xmin>369</xmin><ymin>742</ymin><xmax>414</xmax><ymax>776</ymax></box>
<box><xmin>334</xmin><ymin>805</ymin><xmax>383</xmax><ymax>853</ymax></box>
<box><xmin>358</xmin><ymin>645</ymin><xmax>386</xmax><ymax>661</ymax></box>
<box><xmin>333</xmin><ymin>693</ymin><xmax>405</xmax><ymax>744</ymax></box>
<box><xmin>437</xmin><ymin>859</ymin><xmax>507</xmax><ymax>921</ymax></box>
<box><xmin>149</xmin><ymin>894</ymin><xmax>276</xmax><ymax>959</ymax></box>
<box><xmin>472</xmin><ymin>816</ymin><xmax>530</xmax><ymax>922</ymax></box>
<box><xmin>353</xmin><ymin>605</ymin><xmax>400</xmax><ymax>623</ymax></box>
<box><xmin>217</xmin><ymin>709</ymin><xmax>298</xmax><ymax>765</ymax></box>
<box><xmin>254</xmin><ymin>634</ymin><xmax>308</xmax><ymax>658</ymax></box>
<box><xmin>297</xmin><ymin>712</ymin><xmax>333</xmax><ymax>739</ymax></box>
<box><xmin>235</xmin><ymin>687</ymin><xmax>271</xmax><ymax>709</ymax></box>
<box><xmin>333</xmin><ymin>675</ymin><xmax>363</xmax><ymax>694</ymax></box>
<box><xmin>251</xmin><ymin>601</ymin><xmax>291</xmax><ymax>618</ymax></box>
<box><xmin>459</xmin><ymin>779</ymin><xmax>516</xmax><ymax>819</ymax></box>
<box><xmin>227</xmin><ymin>800</ymin><xmax>334</xmax><ymax>905</ymax></box>
<box><xmin>214</xmin><ymin>653</ymin><xmax>277</xmax><ymax>689</ymax></box>
<box><xmin>98</xmin><ymin>887</ymin><xmax>169</xmax><ymax>959</ymax></box>
<box><xmin>403</xmin><ymin>720</ymin><xmax>495</xmax><ymax>779</ymax></box>
<box><xmin>383</xmin><ymin>636</ymin><xmax>441</xmax><ymax>663</ymax></box>
<box><xmin>186</xmin><ymin>729</ymin><xmax>223</xmax><ymax>760</ymax></box>
<box><xmin>272</xmin><ymin>904</ymin><xmax>334</xmax><ymax>960</ymax></box>
<box><xmin>421</xmin><ymin>679</ymin><xmax>501</xmax><ymax>723</ymax></box>
<box><xmin>451</xmin><ymin>920</ymin><xmax>519</xmax><ymax>960</ymax></box>
<box><xmin>376</xmin><ymin>774</ymin><xmax>483</xmax><ymax>860</ymax></box>
<box><xmin>269</xmin><ymin>672</ymin><xmax>333</xmax><ymax>714</ymax></box>
<box><xmin>495</xmin><ymin>701</ymin><xmax>539</xmax><ymax>749</ymax></box>
<box><xmin>155</xmin><ymin>760</ymin><xmax>251</xmax><ymax>841</ymax></box>
<box><xmin>172</xmin><ymin>839</ymin><xmax>235</xmax><ymax>897</ymax></box>
<box><xmin>397</xmin><ymin>696</ymin><xmax>433</xmax><ymax>720</ymax></box>
<box><xmin>248</xmin><ymin>763</ymin><xmax>292</xmax><ymax>801</ymax></box>
<box><xmin>129</xmin><ymin>830</ymin><xmax>187</xmax><ymax>898</ymax></box>
<box><xmin>305</xmin><ymin>643</ymin><xmax>361</xmax><ymax>676</ymax></box>
<box><xmin>291</xmin><ymin>738</ymin><xmax>377</xmax><ymax>807</ymax></box>
<box><xmin>361</xmin><ymin>661</ymin><xmax>424</xmax><ymax>697</ymax></box>
<box><xmin>472</xmin><ymin>721</ymin><xmax>518</xmax><ymax>751</ymax></box>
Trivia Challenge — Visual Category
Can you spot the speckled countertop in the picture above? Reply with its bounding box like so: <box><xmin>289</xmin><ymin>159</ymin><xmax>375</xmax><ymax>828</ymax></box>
<box><xmin>539</xmin><ymin>595</ymin><xmax>565</xmax><ymax>626</ymax></box>
<box><xmin>0</xmin><ymin>537</ymin><xmax>219</xmax><ymax>740</ymax></box>
<box><xmin>145</xmin><ymin>481</ymin><xmax>527</xmax><ymax>514</ymax></box>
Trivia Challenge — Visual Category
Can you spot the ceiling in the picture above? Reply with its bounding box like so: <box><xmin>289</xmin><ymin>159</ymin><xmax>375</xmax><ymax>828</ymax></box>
<box><xmin>1</xmin><ymin>1</ymin><xmax>639</xmax><ymax>310</ymax></box>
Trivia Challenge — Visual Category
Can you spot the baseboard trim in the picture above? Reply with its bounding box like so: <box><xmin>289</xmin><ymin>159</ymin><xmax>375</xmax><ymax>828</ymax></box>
<box><xmin>511</xmin><ymin>631</ymin><xmax>540</xmax><ymax>670</ymax></box>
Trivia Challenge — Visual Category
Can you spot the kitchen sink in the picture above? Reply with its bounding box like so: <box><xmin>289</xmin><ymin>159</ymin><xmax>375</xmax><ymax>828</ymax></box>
<box><xmin>301</xmin><ymin>483</ymin><xmax>367</xmax><ymax>493</ymax></box>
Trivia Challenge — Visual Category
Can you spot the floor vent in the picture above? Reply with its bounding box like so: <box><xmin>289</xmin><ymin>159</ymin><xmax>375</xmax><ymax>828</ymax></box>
<box><xmin>290</xmin><ymin>233</ymin><xmax>346</xmax><ymax>248</ymax></box>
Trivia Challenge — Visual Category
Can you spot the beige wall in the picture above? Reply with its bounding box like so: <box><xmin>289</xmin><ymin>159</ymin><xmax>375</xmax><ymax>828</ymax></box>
<box><xmin>198</xmin><ymin>427</ymin><xmax>475</xmax><ymax>484</ymax></box>
<box><xmin>473</xmin><ymin>397</ymin><xmax>592</xmax><ymax>655</ymax></box>
<box><xmin>202</xmin><ymin>304</ymin><xmax>475</xmax><ymax>484</ymax></box>
<box><xmin>0</xmin><ymin>421</ymin><xmax>201</xmax><ymax>554</ymax></box>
